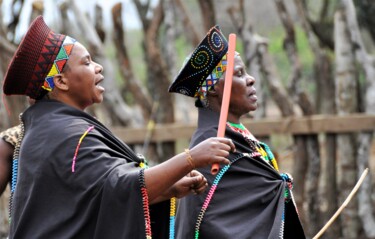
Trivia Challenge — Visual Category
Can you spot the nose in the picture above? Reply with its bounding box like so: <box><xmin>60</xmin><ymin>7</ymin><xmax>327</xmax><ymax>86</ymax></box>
<box><xmin>96</xmin><ymin>63</ymin><xmax>103</xmax><ymax>73</ymax></box>
<box><xmin>246</xmin><ymin>75</ymin><xmax>255</xmax><ymax>86</ymax></box>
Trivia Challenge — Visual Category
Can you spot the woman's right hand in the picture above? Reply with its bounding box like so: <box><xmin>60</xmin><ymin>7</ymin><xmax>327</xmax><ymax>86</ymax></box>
<box><xmin>188</xmin><ymin>137</ymin><xmax>235</xmax><ymax>169</ymax></box>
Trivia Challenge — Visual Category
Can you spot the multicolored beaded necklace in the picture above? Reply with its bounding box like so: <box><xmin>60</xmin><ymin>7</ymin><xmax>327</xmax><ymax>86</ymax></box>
<box><xmin>227</xmin><ymin>122</ymin><xmax>279</xmax><ymax>171</ymax></box>
<box><xmin>193</xmin><ymin>122</ymin><xmax>293</xmax><ymax>239</ymax></box>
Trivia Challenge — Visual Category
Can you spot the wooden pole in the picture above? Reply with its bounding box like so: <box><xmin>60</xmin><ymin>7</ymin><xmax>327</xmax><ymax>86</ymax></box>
<box><xmin>313</xmin><ymin>168</ymin><xmax>369</xmax><ymax>239</ymax></box>
<box><xmin>211</xmin><ymin>34</ymin><xmax>236</xmax><ymax>175</ymax></box>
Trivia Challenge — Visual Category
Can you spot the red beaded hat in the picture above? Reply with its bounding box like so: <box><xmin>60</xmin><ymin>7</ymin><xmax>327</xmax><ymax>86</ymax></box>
<box><xmin>168</xmin><ymin>25</ymin><xmax>228</xmax><ymax>97</ymax></box>
<box><xmin>3</xmin><ymin>16</ymin><xmax>73</xmax><ymax>99</ymax></box>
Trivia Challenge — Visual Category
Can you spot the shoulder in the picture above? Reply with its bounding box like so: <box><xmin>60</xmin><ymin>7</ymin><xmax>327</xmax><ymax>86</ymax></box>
<box><xmin>190</xmin><ymin>128</ymin><xmax>217</xmax><ymax>147</ymax></box>
<box><xmin>0</xmin><ymin>125</ymin><xmax>21</xmax><ymax>147</ymax></box>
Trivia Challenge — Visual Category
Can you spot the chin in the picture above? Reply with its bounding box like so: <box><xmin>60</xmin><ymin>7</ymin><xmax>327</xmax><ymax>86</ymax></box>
<box><xmin>248</xmin><ymin>104</ymin><xmax>257</xmax><ymax>112</ymax></box>
<box><xmin>94</xmin><ymin>94</ymin><xmax>104</xmax><ymax>104</ymax></box>
<box><xmin>95</xmin><ymin>98</ymin><xmax>104</xmax><ymax>104</ymax></box>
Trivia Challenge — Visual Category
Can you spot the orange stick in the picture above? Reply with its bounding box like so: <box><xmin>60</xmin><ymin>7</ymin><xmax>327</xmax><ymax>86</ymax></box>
<box><xmin>211</xmin><ymin>34</ymin><xmax>236</xmax><ymax>175</ymax></box>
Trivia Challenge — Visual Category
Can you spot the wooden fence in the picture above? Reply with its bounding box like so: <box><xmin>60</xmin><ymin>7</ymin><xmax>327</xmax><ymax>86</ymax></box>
<box><xmin>111</xmin><ymin>113</ymin><xmax>375</xmax><ymax>144</ymax></box>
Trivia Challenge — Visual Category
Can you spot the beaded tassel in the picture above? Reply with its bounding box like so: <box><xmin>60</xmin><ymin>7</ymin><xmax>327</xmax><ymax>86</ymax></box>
<box><xmin>71</xmin><ymin>126</ymin><xmax>94</xmax><ymax>172</ymax></box>
<box><xmin>279</xmin><ymin>208</ymin><xmax>285</xmax><ymax>239</ymax></box>
<box><xmin>9</xmin><ymin>115</ymin><xmax>25</xmax><ymax>222</ymax></box>
<box><xmin>279</xmin><ymin>173</ymin><xmax>295</xmax><ymax>238</ymax></box>
<box><xmin>139</xmin><ymin>169</ymin><xmax>152</xmax><ymax>239</ymax></box>
<box><xmin>138</xmin><ymin>158</ymin><xmax>176</xmax><ymax>239</ymax></box>
<box><xmin>169</xmin><ymin>197</ymin><xmax>176</xmax><ymax>239</ymax></box>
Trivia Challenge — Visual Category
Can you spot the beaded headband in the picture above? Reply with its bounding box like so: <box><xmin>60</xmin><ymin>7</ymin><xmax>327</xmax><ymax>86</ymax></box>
<box><xmin>42</xmin><ymin>36</ymin><xmax>76</xmax><ymax>91</ymax></box>
<box><xmin>196</xmin><ymin>54</ymin><xmax>227</xmax><ymax>98</ymax></box>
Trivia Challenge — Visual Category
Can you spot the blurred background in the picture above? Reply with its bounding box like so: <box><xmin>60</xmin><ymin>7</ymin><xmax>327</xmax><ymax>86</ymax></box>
<box><xmin>1</xmin><ymin>0</ymin><xmax>375</xmax><ymax>238</ymax></box>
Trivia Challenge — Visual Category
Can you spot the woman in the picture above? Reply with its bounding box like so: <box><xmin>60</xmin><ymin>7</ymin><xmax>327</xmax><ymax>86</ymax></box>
<box><xmin>169</xmin><ymin>25</ymin><xmax>305</xmax><ymax>238</ymax></box>
<box><xmin>2</xmin><ymin>16</ymin><xmax>235</xmax><ymax>238</ymax></box>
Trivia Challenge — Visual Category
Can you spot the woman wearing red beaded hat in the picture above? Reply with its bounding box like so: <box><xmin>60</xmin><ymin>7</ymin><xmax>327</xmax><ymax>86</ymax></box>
<box><xmin>3</xmin><ymin>16</ymin><xmax>236</xmax><ymax>239</ymax></box>
<box><xmin>170</xmin><ymin>26</ymin><xmax>305</xmax><ymax>238</ymax></box>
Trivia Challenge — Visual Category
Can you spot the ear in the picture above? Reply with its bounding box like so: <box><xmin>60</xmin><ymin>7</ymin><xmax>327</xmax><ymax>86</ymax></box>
<box><xmin>207</xmin><ymin>86</ymin><xmax>219</xmax><ymax>97</ymax></box>
<box><xmin>53</xmin><ymin>74</ymin><xmax>69</xmax><ymax>91</ymax></box>
<box><xmin>207</xmin><ymin>78</ymin><xmax>225</xmax><ymax>97</ymax></box>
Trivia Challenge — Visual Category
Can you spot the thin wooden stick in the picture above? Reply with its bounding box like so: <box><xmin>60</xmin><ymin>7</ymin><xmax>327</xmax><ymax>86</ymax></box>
<box><xmin>211</xmin><ymin>34</ymin><xmax>236</xmax><ymax>175</ymax></box>
<box><xmin>313</xmin><ymin>168</ymin><xmax>369</xmax><ymax>239</ymax></box>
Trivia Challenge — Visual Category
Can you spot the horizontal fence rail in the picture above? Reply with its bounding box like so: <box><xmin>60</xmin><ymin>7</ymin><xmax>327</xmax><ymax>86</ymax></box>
<box><xmin>110</xmin><ymin>113</ymin><xmax>375</xmax><ymax>144</ymax></box>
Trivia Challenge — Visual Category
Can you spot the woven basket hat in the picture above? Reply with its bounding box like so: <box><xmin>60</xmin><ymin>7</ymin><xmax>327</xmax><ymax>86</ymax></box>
<box><xmin>3</xmin><ymin>16</ymin><xmax>75</xmax><ymax>99</ymax></box>
<box><xmin>168</xmin><ymin>25</ymin><xmax>228</xmax><ymax>97</ymax></box>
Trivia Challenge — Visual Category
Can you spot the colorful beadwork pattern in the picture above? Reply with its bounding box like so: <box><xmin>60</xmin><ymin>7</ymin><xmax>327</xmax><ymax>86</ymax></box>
<box><xmin>42</xmin><ymin>36</ymin><xmax>76</xmax><ymax>92</ymax></box>
<box><xmin>138</xmin><ymin>156</ymin><xmax>176</xmax><ymax>239</ymax></box>
<box><xmin>71</xmin><ymin>125</ymin><xmax>94</xmax><ymax>172</ymax></box>
<box><xmin>191</xmin><ymin>123</ymin><xmax>297</xmax><ymax>238</ymax></box>
<box><xmin>168</xmin><ymin>25</ymin><xmax>228</xmax><ymax>97</ymax></box>
<box><xmin>196</xmin><ymin>54</ymin><xmax>227</xmax><ymax>98</ymax></box>
<box><xmin>194</xmin><ymin>152</ymin><xmax>261</xmax><ymax>239</ymax></box>
<box><xmin>169</xmin><ymin>197</ymin><xmax>177</xmax><ymax>239</ymax></box>
<box><xmin>139</xmin><ymin>169</ymin><xmax>152</xmax><ymax>239</ymax></box>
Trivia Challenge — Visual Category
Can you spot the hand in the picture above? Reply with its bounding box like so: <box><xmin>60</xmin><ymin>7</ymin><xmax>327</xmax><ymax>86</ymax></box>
<box><xmin>169</xmin><ymin>170</ymin><xmax>208</xmax><ymax>198</ymax></box>
<box><xmin>188</xmin><ymin>137</ymin><xmax>235</xmax><ymax>169</ymax></box>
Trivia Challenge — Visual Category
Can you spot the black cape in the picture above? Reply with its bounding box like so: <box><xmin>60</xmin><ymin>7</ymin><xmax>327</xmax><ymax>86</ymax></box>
<box><xmin>9</xmin><ymin>100</ymin><xmax>169</xmax><ymax>239</ymax></box>
<box><xmin>175</xmin><ymin>108</ymin><xmax>305</xmax><ymax>239</ymax></box>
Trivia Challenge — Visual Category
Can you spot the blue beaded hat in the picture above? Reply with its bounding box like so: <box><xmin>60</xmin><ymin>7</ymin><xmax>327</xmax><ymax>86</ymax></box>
<box><xmin>168</xmin><ymin>25</ymin><xmax>228</xmax><ymax>97</ymax></box>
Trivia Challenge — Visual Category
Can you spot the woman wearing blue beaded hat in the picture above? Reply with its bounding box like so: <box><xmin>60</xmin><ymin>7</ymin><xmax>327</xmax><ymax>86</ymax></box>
<box><xmin>2</xmin><ymin>16</ymin><xmax>236</xmax><ymax>239</ymax></box>
<box><xmin>170</xmin><ymin>25</ymin><xmax>305</xmax><ymax>238</ymax></box>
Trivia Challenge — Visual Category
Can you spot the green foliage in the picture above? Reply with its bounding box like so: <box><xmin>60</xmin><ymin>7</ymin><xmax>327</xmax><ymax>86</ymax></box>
<box><xmin>267</xmin><ymin>27</ymin><xmax>291</xmax><ymax>85</ymax></box>
<box><xmin>267</xmin><ymin>26</ymin><xmax>315</xmax><ymax>92</ymax></box>
<box><xmin>174</xmin><ymin>36</ymin><xmax>193</xmax><ymax>69</ymax></box>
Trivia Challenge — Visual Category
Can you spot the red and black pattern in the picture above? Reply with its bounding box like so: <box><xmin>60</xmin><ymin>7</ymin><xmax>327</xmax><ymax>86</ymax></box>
<box><xmin>27</xmin><ymin>32</ymin><xmax>65</xmax><ymax>99</ymax></box>
<box><xmin>3</xmin><ymin>16</ymin><xmax>66</xmax><ymax>99</ymax></box>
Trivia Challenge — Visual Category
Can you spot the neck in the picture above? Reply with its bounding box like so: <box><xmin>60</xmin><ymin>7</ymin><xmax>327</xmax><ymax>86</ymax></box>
<box><xmin>227</xmin><ymin>115</ymin><xmax>240</xmax><ymax>124</ymax></box>
<box><xmin>50</xmin><ymin>93</ymin><xmax>87</xmax><ymax>111</ymax></box>
<box><xmin>205</xmin><ymin>98</ymin><xmax>241</xmax><ymax>124</ymax></box>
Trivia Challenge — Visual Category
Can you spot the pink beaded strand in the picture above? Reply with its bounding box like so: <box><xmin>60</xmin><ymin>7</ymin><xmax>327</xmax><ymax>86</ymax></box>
<box><xmin>71</xmin><ymin>126</ymin><xmax>94</xmax><ymax>172</ymax></box>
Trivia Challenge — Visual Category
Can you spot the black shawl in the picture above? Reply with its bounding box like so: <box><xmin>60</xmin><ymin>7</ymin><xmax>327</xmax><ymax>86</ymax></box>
<box><xmin>9</xmin><ymin>100</ymin><xmax>169</xmax><ymax>239</ymax></box>
<box><xmin>175</xmin><ymin>108</ymin><xmax>305</xmax><ymax>239</ymax></box>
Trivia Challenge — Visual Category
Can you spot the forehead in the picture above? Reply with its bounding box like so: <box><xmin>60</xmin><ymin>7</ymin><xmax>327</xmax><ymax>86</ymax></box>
<box><xmin>233</xmin><ymin>55</ymin><xmax>245</xmax><ymax>66</ymax></box>
<box><xmin>69</xmin><ymin>42</ymin><xmax>90</xmax><ymax>59</ymax></box>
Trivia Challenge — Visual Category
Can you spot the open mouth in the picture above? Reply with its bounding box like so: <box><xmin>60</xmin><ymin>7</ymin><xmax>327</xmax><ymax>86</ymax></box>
<box><xmin>95</xmin><ymin>78</ymin><xmax>105</xmax><ymax>91</ymax></box>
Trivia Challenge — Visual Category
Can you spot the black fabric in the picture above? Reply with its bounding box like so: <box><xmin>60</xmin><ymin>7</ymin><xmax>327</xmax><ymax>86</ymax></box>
<box><xmin>168</xmin><ymin>25</ymin><xmax>228</xmax><ymax>97</ymax></box>
<box><xmin>175</xmin><ymin>108</ymin><xmax>305</xmax><ymax>239</ymax></box>
<box><xmin>9</xmin><ymin>99</ymin><xmax>169</xmax><ymax>239</ymax></box>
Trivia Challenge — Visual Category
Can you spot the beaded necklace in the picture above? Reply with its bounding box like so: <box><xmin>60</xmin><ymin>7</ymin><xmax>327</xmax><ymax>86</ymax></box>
<box><xmin>193</xmin><ymin>122</ymin><xmax>294</xmax><ymax>238</ymax></box>
<box><xmin>227</xmin><ymin>122</ymin><xmax>279</xmax><ymax>171</ymax></box>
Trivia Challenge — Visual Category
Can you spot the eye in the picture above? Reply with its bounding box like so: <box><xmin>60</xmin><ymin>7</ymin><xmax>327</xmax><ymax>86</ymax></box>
<box><xmin>237</xmin><ymin>70</ymin><xmax>243</xmax><ymax>77</ymax></box>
